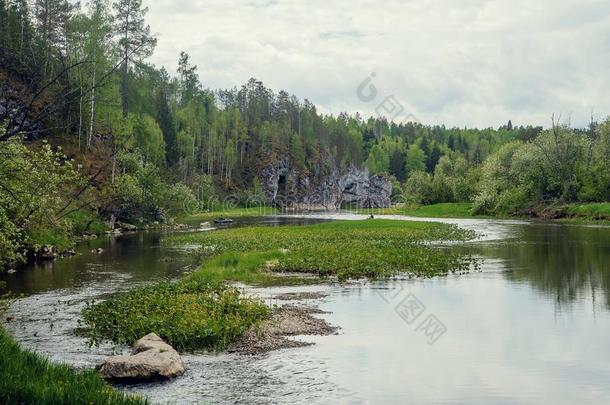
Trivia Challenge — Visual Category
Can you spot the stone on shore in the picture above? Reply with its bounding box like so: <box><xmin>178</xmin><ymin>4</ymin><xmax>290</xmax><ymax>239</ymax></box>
<box><xmin>98</xmin><ymin>333</ymin><xmax>185</xmax><ymax>381</ymax></box>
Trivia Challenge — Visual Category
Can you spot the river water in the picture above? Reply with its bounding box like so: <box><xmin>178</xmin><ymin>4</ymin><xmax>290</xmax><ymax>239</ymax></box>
<box><xmin>1</xmin><ymin>215</ymin><xmax>610</xmax><ymax>404</ymax></box>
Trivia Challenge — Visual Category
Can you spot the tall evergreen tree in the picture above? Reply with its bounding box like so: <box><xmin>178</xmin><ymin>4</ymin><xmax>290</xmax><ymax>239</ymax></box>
<box><xmin>156</xmin><ymin>68</ymin><xmax>179</xmax><ymax>166</ymax></box>
<box><xmin>113</xmin><ymin>0</ymin><xmax>156</xmax><ymax>117</ymax></box>
<box><xmin>33</xmin><ymin>0</ymin><xmax>74</xmax><ymax>78</ymax></box>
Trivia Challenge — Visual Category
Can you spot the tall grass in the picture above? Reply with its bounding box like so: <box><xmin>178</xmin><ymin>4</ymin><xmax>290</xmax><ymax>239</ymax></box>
<box><xmin>565</xmin><ymin>203</ymin><xmax>610</xmax><ymax>220</ymax></box>
<box><xmin>0</xmin><ymin>327</ymin><xmax>146</xmax><ymax>404</ymax></box>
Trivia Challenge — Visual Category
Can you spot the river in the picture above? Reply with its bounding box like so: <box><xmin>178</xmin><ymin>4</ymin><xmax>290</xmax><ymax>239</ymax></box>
<box><xmin>1</xmin><ymin>215</ymin><xmax>610</xmax><ymax>404</ymax></box>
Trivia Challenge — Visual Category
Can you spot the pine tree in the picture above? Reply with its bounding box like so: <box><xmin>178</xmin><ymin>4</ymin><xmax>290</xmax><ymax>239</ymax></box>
<box><xmin>113</xmin><ymin>0</ymin><xmax>156</xmax><ymax>117</ymax></box>
<box><xmin>33</xmin><ymin>0</ymin><xmax>74</xmax><ymax>77</ymax></box>
<box><xmin>177</xmin><ymin>51</ymin><xmax>200</xmax><ymax>105</ymax></box>
<box><xmin>156</xmin><ymin>68</ymin><xmax>179</xmax><ymax>166</ymax></box>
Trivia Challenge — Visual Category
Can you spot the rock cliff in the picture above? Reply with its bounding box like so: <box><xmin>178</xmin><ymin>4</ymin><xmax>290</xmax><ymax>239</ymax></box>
<box><xmin>260</xmin><ymin>160</ymin><xmax>391</xmax><ymax>210</ymax></box>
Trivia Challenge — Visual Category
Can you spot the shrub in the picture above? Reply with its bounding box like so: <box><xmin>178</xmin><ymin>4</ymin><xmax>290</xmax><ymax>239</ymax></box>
<box><xmin>403</xmin><ymin>171</ymin><xmax>434</xmax><ymax>204</ymax></box>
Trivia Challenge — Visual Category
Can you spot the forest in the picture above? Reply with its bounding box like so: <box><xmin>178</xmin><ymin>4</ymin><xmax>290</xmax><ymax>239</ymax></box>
<box><xmin>1</xmin><ymin>0</ymin><xmax>609</xmax><ymax>272</ymax></box>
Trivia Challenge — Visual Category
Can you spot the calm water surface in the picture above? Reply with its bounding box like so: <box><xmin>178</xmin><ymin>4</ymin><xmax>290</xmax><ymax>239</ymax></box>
<box><xmin>2</xmin><ymin>215</ymin><xmax>610</xmax><ymax>404</ymax></box>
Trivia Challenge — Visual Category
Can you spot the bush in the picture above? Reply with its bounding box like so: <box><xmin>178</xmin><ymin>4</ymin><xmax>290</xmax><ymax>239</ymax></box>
<box><xmin>105</xmin><ymin>152</ymin><xmax>197</xmax><ymax>222</ymax></box>
<box><xmin>0</xmin><ymin>138</ymin><xmax>83</xmax><ymax>271</ymax></box>
<box><xmin>0</xmin><ymin>209</ymin><xmax>24</xmax><ymax>270</ymax></box>
<box><xmin>403</xmin><ymin>171</ymin><xmax>434</xmax><ymax>204</ymax></box>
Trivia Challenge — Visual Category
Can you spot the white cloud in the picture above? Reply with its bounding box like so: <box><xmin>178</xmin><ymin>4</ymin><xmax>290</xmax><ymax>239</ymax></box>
<box><xmin>143</xmin><ymin>0</ymin><xmax>610</xmax><ymax>128</ymax></box>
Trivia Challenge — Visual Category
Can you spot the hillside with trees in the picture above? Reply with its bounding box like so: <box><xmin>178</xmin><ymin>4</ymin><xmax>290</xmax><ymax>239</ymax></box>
<box><xmin>1</xmin><ymin>0</ymin><xmax>609</xmax><ymax>271</ymax></box>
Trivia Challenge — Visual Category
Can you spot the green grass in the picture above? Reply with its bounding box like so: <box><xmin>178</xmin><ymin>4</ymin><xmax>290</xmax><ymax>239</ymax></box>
<box><xmin>180</xmin><ymin>205</ymin><xmax>278</xmax><ymax>224</ymax></box>
<box><xmin>66</xmin><ymin>209</ymin><xmax>109</xmax><ymax>235</ymax></box>
<box><xmin>0</xmin><ymin>326</ymin><xmax>146</xmax><ymax>404</ymax></box>
<box><xmin>188</xmin><ymin>250</ymin><xmax>317</xmax><ymax>286</ymax></box>
<box><xmin>170</xmin><ymin>219</ymin><xmax>478</xmax><ymax>281</ymax></box>
<box><xmin>80</xmin><ymin>280</ymin><xmax>269</xmax><ymax>352</ymax></box>
<box><xmin>348</xmin><ymin>203</ymin><xmax>488</xmax><ymax>218</ymax></box>
<box><xmin>27</xmin><ymin>228</ymin><xmax>74</xmax><ymax>250</ymax></box>
<box><xmin>564</xmin><ymin>203</ymin><xmax>610</xmax><ymax>220</ymax></box>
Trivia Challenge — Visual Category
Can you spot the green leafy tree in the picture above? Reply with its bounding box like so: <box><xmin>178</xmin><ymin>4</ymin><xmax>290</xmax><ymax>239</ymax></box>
<box><xmin>405</xmin><ymin>144</ymin><xmax>426</xmax><ymax>176</ymax></box>
<box><xmin>134</xmin><ymin>113</ymin><xmax>165</xmax><ymax>165</ymax></box>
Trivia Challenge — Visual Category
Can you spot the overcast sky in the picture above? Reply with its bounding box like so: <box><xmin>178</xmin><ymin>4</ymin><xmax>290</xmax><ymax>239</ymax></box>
<box><xmin>142</xmin><ymin>0</ymin><xmax>610</xmax><ymax>128</ymax></box>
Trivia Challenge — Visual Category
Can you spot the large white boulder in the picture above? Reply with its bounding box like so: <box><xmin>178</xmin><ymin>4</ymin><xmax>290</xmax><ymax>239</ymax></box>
<box><xmin>98</xmin><ymin>333</ymin><xmax>185</xmax><ymax>381</ymax></box>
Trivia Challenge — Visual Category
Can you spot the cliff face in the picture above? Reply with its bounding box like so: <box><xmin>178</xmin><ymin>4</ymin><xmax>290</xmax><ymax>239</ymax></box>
<box><xmin>260</xmin><ymin>160</ymin><xmax>392</xmax><ymax>210</ymax></box>
<box><xmin>0</xmin><ymin>70</ymin><xmax>46</xmax><ymax>140</ymax></box>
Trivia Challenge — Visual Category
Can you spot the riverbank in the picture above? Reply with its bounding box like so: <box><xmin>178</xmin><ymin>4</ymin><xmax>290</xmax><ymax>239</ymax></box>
<box><xmin>179</xmin><ymin>206</ymin><xmax>279</xmax><ymax>224</ymax></box>
<box><xmin>347</xmin><ymin>203</ymin><xmax>486</xmax><ymax>218</ymax></box>
<box><xmin>0</xmin><ymin>299</ymin><xmax>145</xmax><ymax>405</ymax></box>
<box><xmin>529</xmin><ymin>202</ymin><xmax>610</xmax><ymax>224</ymax></box>
<box><xmin>347</xmin><ymin>202</ymin><xmax>610</xmax><ymax>224</ymax></box>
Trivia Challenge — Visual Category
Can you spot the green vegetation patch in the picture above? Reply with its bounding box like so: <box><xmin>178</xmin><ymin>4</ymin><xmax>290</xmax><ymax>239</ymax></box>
<box><xmin>82</xmin><ymin>220</ymin><xmax>476</xmax><ymax>353</ymax></box>
<box><xmin>81</xmin><ymin>280</ymin><xmax>269</xmax><ymax>352</ymax></box>
<box><xmin>0</xmin><ymin>327</ymin><xmax>146</xmax><ymax>404</ymax></box>
<box><xmin>65</xmin><ymin>210</ymin><xmax>109</xmax><ymax>236</ymax></box>
<box><xmin>188</xmin><ymin>250</ymin><xmax>317</xmax><ymax>286</ymax></box>
<box><xmin>565</xmin><ymin>203</ymin><xmax>610</xmax><ymax>220</ymax></box>
<box><xmin>171</xmin><ymin>219</ymin><xmax>478</xmax><ymax>281</ymax></box>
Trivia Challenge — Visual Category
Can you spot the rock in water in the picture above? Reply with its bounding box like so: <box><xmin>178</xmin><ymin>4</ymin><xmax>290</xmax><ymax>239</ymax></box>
<box><xmin>98</xmin><ymin>333</ymin><xmax>185</xmax><ymax>381</ymax></box>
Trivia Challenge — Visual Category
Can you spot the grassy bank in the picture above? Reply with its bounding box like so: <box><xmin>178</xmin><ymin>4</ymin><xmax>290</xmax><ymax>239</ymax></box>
<box><xmin>81</xmin><ymin>280</ymin><xmax>269</xmax><ymax>352</ymax></box>
<box><xmin>515</xmin><ymin>202</ymin><xmax>610</xmax><ymax>224</ymax></box>
<box><xmin>563</xmin><ymin>203</ymin><xmax>610</xmax><ymax>221</ymax></box>
<box><xmin>0</xmin><ymin>327</ymin><xmax>145</xmax><ymax>404</ymax></box>
<box><xmin>347</xmin><ymin>203</ymin><xmax>486</xmax><ymax>218</ymax></box>
<box><xmin>170</xmin><ymin>219</ymin><xmax>478</xmax><ymax>281</ymax></box>
<box><xmin>180</xmin><ymin>205</ymin><xmax>278</xmax><ymax>224</ymax></box>
<box><xmin>350</xmin><ymin>202</ymin><xmax>610</xmax><ymax>223</ymax></box>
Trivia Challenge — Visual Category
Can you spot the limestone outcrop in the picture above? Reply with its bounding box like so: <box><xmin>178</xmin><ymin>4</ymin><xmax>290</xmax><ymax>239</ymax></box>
<box><xmin>260</xmin><ymin>160</ymin><xmax>392</xmax><ymax>210</ymax></box>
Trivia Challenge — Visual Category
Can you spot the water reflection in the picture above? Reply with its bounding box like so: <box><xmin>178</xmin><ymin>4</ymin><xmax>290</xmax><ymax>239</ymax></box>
<box><xmin>461</xmin><ymin>223</ymin><xmax>610</xmax><ymax>311</ymax></box>
<box><xmin>0</xmin><ymin>216</ymin><xmax>331</xmax><ymax>296</ymax></box>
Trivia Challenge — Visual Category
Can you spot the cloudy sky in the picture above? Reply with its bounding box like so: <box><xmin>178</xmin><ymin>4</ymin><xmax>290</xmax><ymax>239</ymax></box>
<box><xmin>142</xmin><ymin>0</ymin><xmax>610</xmax><ymax>128</ymax></box>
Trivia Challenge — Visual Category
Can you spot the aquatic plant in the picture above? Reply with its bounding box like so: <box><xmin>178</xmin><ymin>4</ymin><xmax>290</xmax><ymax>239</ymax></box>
<box><xmin>171</xmin><ymin>219</ymin><xmax>478</xmax><ymax>281</ymax></box>
<box><xmin>81</xmin><ymin>280</ymin><xmax>268</xmax><ymax>352</ymax></box>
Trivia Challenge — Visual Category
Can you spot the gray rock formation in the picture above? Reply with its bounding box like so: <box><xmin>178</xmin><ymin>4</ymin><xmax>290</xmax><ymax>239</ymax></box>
<box><xmin>98</xmin><ymin>333</ymin><xmax>185</xmax><ymax>381</ymax></box>
<box><xmin>260</xmin><ymin>160</ymin><xmax>392</xmax><ymax>210</ymax></box>
<box><xmin>116</xmin><ymin>221</ymin><xmax>137</xmax><ymax>232</ymax></box>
